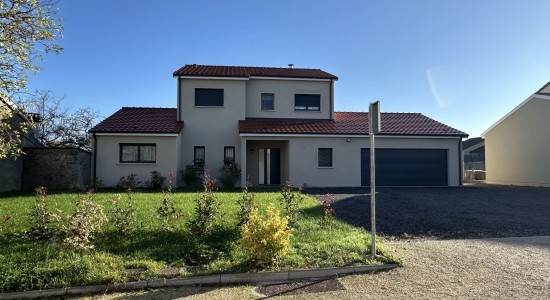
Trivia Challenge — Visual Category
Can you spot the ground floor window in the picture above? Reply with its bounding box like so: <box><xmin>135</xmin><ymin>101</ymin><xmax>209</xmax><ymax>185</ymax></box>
<box><xmin>194</xmin><ymin>146</ymin><xmax>205</xmax><ymax>166</ymax></box>
<box><xmin>318</xmin><ymin>148</ymin><xmax>333</xmax><ymax>167</ymax></box>
<box><xmin>224</xmin><ymin>146</ymin><xmax>235</xmax><ymax>164</ymax></box>
<box><xmin>120</xmin><ymin>144</ymin><xmax>156</xmax><ymax>163</ymax></box>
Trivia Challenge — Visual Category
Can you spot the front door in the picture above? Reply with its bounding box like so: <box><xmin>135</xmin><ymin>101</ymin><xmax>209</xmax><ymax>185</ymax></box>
<box><xmin>258</xmin><ymin>148</ymin><xmax>281</xmax><ymax>185</ymax></box>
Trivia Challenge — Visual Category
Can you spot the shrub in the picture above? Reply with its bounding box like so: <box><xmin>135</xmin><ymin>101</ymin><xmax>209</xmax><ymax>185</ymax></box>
<box><xmin>145</xmin><ymin>171</ymin><xmax>166</xmax><ymax>190</ymax></box>
<box><xmin>28</xmin><ymin>187</ymin><xmax>62</xmax><ymax>241</ymax></box>
<box><xmin>116</xmin><ymin>174</ymin><xmax>141</xmax><ymax>190</ymax></box>
<box><xmin>64</xmin><ymin>190</ymin><xmax>107</xmax><ymax>251</ymax></box>
<box><xmin>237</xmin><ymin>176</ymin><xmax>255</xmax><ymax>227</ymax></box>
<box><xmin>109</xmin><ymin>190</ymin><xmax>139</xmax><ymax>235</ymax></box>
<box><xmin>278</xmin><ymin>180</ymin><xmax>304</xmax><ymax>228</ymax></box>
<box><xmin>218</xmin><ymin>161</ymin><xmax>241</xmax><ymax>189</ymax></box>
<box><xmin>182</xmin><ymin>165</ymin><xmax>201</xmax><ymax>189</ymax></box>
<box><xmin>240</xmin><ymin>204</ymin><xmax>293</xmax><ymax>268</ymax></box>
<box><xmin>188</xmin><ymin>172</ymin><xmax>221</xmax><ymax>237</ymax></box>
<box><xmin>320</xmin><ymin>194</ymin><xmax>335</xmax><ymax>228</ymax></box>
<box><xmin>157</xmin><ymin>188</ymin><xmax>179</xmax><ymax>232</ymax></box>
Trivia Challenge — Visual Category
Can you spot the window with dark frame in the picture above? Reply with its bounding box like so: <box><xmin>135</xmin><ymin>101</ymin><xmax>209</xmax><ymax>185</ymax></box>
<box><xmin>194</xmin><ymin>146</ymin><xmax>205</xmax><ymax>165</ymax></box>
<box><xmin>318</xmin><ymin>148</ymin><xmax>333</xmax><ymax>167</ymax></box>
<box><xmin>120</xmin><ymin>144</ymin><xmax>156</xmax><ymax>163</ymax></box>
<box><xmin>295</xmin><ymin>94</ymin><xmax>320</xmax><ymax>111</ymax></box>
<box><xmin>195</xmin><ymin>88</ymin><xmax>224</xmax><ymax>106</ymax></box>
<box><xmin>224</xmin><ymin>146</ymin><xmax>235</xmax><ymax>164</ymax></box>
<box><xmin>261</xmin><ymin>93</ymin><xmax>274</xmax><ymax>110</ymax></box>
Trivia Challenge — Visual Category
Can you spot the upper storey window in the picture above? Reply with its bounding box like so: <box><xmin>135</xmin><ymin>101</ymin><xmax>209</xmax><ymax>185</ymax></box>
<box><xmin>261</xmin><ymin>93</ymin><xmax>274</xmax><ymax>110</ymax></box>
<box><xmin>195</xmin><ymin>88</ymin><xmax>224</xmax><ymax>106</ymax></box>
<box><xmin>294</xmin><ymin>94</ymin><xmax>320</xmax><ymax>111</ymax></box>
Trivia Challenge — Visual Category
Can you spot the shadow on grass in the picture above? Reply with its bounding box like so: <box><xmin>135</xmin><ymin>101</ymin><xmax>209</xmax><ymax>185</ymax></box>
<box><xmin>95</xmin><ymin>226</ymin><xmax>241</xmax><ymax>266</ymax></box>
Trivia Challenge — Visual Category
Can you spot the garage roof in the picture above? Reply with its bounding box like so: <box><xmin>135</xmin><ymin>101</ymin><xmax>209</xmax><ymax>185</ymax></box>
<box><xmin>89</xmin><ymin>107</ymin><xmax>183</xmax><ymax>134</ymax></box>
<box><xmin>239</xmin><ymin>112</ymin><xmax>468</xmax><ymax>137</ymax></box>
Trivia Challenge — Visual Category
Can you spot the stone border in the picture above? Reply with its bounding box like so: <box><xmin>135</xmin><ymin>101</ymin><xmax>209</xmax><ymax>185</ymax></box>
<box><xmin>0</xmin><ymin>264</ymin><xmax>398</xmax><ymax>300</ymax></box>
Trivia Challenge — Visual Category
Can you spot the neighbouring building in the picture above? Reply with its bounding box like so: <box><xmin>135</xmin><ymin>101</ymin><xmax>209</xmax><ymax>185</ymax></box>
<box><xmin>90</xmin><ymin>64</ymin><xmax>468</xmax><ymax>188</ymax></box>
<box><xmin>482</xmin><ymin>81</ymin><xmax>550</xmax><ymax>187</ymax></box>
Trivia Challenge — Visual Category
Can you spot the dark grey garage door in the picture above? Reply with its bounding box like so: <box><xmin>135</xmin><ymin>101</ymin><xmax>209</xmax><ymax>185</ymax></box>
<box><xmin>361</xmin><ymin>148</ymin><xmax>448</xmax><ymax>186</ymax></box>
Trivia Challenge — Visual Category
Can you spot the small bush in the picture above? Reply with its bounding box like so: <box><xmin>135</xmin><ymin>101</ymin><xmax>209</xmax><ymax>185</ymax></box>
<box><xmin>218</xmin><ymin>161</ymin><xmax>241</xmax><ymax>189</ymax></box>
<box><xmin>28</xmin><ymin>187</ymin><xmax>62</xmax><ymax>241</ymax></box>
<box><xmin>109</xmin><ymin>190</ymin><xmax>139</xmax><ymax>235</ymax></box>
<box><xmin>320</xmin><ymin>194</ymin><xmax>335</xmax><ymax>228</ymax></box>
<box><xmin>278</xmin><ymin>180</ymin><xmax>304</xmax><ymax>228</ymax></box>
<box><xmin>182</xmin><ymin>165</ymin><xmax>202</xmax><ymax>189</ymax></box>
<box><xmin>237</xmin><ymin>176</ymin><xmax>255</xmax><ymax>227</ymax></box>
<box><xmin>64</xmin><ymin>190</ymin><xmax>107</xmax><ymax>251</ymax></box>
<box><xmin>116</xmin><ymin>174</ymin><xmax>141</xmax><ymax>190</ymax></box>
<box><xmin>240</xmin><ymin>204</ymin><xmax>293</xmax><ymax>268</ymax></box>
<box><xmin>157</xmin><ymin>189</ymin><xmax>179</xmax><ymax>232</ymax></box>
<box><xmin>145</xmin><ymin>171</ymin><xmax>166</xmax><ymax>190</ymax></box>
<box><xmin>188</xmin><ymin>172</ymin><xmax>221</xmax><ymax>237</ymax></box>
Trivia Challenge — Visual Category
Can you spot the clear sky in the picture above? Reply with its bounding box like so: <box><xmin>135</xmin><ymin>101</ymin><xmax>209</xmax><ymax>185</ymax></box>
<box><xmin>27</xmin><ymin>0</ymin><xmax>550</xmax><ymax>137</ymax></box>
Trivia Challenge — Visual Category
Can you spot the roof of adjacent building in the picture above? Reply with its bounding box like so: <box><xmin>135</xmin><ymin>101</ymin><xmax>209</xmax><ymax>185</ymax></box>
<box><xmin>173</xmin><ymin>64</ymin><xmax>338</xmax><ymax>80</ymax></box>
<box><xmin>89</xmin><ymin>107</ymin><xmax>183</xmax><ymax>134</ymax></box>
<box><xmin>536</xmin><ymin>80</ymin><xmax>550</xmax><ymax>96</ymax></box>
<box><xmin>239</xmin><ymin>112</ymin><xmax>468</xmax><ymax>137</ymax></box>
<box><xmin>462</xmin><ymin>137</ymin><xmax>484</xmax><ymax>149</ymax></box>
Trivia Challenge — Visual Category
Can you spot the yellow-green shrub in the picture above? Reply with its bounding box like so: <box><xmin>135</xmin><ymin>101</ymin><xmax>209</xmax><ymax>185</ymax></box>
<box><xmin>240</xmin><ymin>204</ymin><xmax>293</xmax><ymax>267</ymax></box>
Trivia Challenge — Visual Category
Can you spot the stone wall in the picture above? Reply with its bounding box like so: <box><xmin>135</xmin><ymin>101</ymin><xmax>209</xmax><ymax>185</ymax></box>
<box><xmin>0</xmin><ymin>156</ymin><xmax>23</xmax><ymax>192</ymax></box>
<box><xmin>22</xmin><ymin>148</ymin><xmax>91</xmax><ymax>190</ymax></box>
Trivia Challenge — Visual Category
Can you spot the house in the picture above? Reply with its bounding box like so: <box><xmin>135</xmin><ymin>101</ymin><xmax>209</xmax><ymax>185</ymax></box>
<box><xmin>481</xmin><ymin>81</ymin><xmax>550</xmax><ymax>187</ymax></box>
<box><xmin>463</xmin><ymin>137</ymin><xmax>485</xmax><ymax>170</ymax></box>
<box><xmin>90</xmin><ymin>64</ymin><xmax>468</xmax><ymax>188</ymax></box>
<box><xmin>0</xmin><ymin>95</ymin><xmax>44</xmax><ymax>192</ymax></box>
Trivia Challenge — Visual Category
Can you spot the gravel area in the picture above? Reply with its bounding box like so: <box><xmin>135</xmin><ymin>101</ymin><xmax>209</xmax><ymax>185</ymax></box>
<box><xmin>308</xmin><ymin>184</ymin><xmax>550</xmax><ymax>239</ymax></box>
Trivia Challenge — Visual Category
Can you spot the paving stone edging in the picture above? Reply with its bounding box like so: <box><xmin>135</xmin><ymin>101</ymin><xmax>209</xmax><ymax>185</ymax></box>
<box><xmin>0</xmin><ymin>264</ymin><xmax>398</xmax><ymax>300</ymax></box>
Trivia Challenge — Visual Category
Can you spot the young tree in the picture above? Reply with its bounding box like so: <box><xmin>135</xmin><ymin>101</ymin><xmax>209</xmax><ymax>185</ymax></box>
<box><xmin>0</xmin><ymin>0</ymin><xmax>63</xmax><ymax>157</ymax></box>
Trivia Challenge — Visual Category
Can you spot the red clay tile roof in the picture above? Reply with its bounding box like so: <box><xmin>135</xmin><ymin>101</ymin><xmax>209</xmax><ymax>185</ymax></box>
<box><xmin>90</xmin><ymin>107</ymin><xmax>183</xmax><ymax>134</ymax></box>
<box><xmin>173</xmin><ymin>64</ymin><xmax>338</xmax><ymax>80</ymax></box>
<box><xmin>239</xmin><ymin>112</ymin><xmax>468</xmax><ymax>137</ymax></box>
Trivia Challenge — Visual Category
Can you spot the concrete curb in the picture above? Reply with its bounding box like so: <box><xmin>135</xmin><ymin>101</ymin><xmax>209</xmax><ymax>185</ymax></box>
<box><xmin>0</xmin><ymin>264</ymin><xmax>398</xmax><ymax>300</ymax></box>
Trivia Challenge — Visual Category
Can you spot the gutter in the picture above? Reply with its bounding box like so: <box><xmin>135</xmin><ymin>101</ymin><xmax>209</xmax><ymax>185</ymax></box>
<box><xmin>92</xmin><ymin>133</ymin><xmax>97</xmax><ymax>188</ymax></box>
<box><xmin>458</xmin><ymin>139</ymin><xmax>463</xmax><ymax>186</ymax></box>
<box><xmin>329</xmin><ymin>79</ymin><xmax>334</xmax><ymax>120</ymax></box>
<box><xmin>177</xmin><ymin>77</ymin><xmax>181</xmax><ymax>121</ymax></box>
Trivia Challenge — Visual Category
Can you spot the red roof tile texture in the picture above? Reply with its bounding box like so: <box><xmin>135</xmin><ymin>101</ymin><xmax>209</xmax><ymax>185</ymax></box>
<box><xmin>173</xmin><ymin>64</ymin><xmax>338</xmax><ymax>80</ymax></box>
<box><xmin>239</xmin><ymin>112</ymin><xmax>468</xmax><ymax>136</ymax></box>
<box><xmin>89</xmin><ymin>107</ymin><xmax>183</xmax><ymax>134</ymax></box>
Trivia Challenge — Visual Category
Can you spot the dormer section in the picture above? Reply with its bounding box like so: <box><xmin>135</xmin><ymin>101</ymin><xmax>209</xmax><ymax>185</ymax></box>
<box><xmin>173</xmin><ymin>64</ymin><xmax>338</xmax><ymax>121</ymax></box>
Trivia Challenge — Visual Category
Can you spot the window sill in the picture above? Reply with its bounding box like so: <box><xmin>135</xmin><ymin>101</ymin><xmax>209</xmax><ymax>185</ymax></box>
<box><xmin>260</xmin><ymin>109</ymin><xmax>275</xmax><ymax>112</ymax></box>
<box><xmin>117</xmin><ymin>163</ymin><xmax>158</xmax><ymax>166</ymax></box>
<box><xmin>294</xmin><ymin>110</ymin><xmax>322</xmax><ymax>112</ymax></box>
<box><xmin>318</xmin><ymin>166</ymin><xmax>334</xmax><ymax>169</ymax></box>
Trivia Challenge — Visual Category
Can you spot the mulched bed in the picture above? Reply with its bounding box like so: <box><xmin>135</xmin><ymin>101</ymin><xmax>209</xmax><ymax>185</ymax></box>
<box><xmin>255</xmin><ymin>278</ymin><xmax>345</xmax><ymax>297</ymax></box>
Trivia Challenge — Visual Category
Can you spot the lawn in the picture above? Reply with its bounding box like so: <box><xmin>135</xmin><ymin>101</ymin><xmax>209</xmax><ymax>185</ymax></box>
<box><xmin>0</xmin><ymin>188</ymin><xmax>396</xmax><ymax>293</ymax></box>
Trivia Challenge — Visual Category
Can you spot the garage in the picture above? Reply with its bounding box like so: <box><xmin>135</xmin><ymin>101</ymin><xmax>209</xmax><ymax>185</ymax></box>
<box><xmin>361</xmin><ymin>148</ymin><xmax>448</xmax><ymax>186</ymax></box>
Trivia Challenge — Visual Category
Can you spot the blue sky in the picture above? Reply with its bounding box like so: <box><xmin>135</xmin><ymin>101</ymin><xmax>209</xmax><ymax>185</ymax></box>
<box><xmin>27</xmin><ymin>0</ymin><xmax>550</xmax><ymax>137</ymax></box>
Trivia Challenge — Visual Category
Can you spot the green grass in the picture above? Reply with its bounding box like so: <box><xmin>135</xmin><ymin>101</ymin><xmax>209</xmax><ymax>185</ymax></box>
<box><xmin>0</xmin><ymin>189</ymin><xmax>397</xmax><ymax>293</ymax></box>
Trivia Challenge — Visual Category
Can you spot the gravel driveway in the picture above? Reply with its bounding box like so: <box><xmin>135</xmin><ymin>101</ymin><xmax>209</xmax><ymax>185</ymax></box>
<box><xmin>308</xmin><ymin>184</ymin><xmax>550</xmax><ymax>239</ymax></box>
